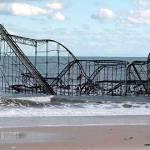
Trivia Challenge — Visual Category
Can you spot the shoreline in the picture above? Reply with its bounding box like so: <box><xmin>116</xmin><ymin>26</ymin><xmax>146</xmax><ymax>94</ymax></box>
<box><xmin>1</xmin><ymin>123</ymin><xmax>150</xmax><ymax>130</ymax></box>
<box><xmin>0</xmin><ymin>125</ymin><xmax>150</xmax><ymax>150</ymax></box>
<box><xmin>0</xmin><ymin>123</ymin><xmax>150</xmax><ymax>129</ymax></box>
<box><xmin>0</xmin><ymin>115</ymin><xmax>150</xmax><ymax>149</ymax></box>
<box><xmin>0</xmin><ymin>115</ymin><xmax>150</xmax><ymax>128</ymax></box>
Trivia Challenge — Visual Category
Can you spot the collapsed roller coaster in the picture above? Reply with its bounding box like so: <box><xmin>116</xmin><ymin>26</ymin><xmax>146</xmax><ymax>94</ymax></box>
<box><xmin>0</xmin><ymin>24</ymin><xmax>149</xmax><ymax>96</ymax></box>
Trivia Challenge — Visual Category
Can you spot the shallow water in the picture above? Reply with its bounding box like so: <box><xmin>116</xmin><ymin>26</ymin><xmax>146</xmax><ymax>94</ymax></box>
<box><xmin>0</xmin><ymin>116</ymin><xmax>150</xmax><ymax>128</ymax></box>
<box><xmin>0</xmin><ymin>130</ymin><xmax>68</xmax><ymax>144</ymax></box>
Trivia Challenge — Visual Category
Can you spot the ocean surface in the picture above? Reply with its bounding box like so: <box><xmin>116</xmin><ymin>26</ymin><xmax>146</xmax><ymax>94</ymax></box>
<box><xmin>0</xmin><ymin>57</ymin><xmax>150</xmax><ymax>127</ymax></box>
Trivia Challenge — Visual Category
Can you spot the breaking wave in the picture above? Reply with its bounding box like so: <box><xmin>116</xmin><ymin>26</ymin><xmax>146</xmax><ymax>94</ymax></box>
<box><xmin>0</xmin><ymin>95</ymin><xmax>150</xmax><ymax>117</ymax></box>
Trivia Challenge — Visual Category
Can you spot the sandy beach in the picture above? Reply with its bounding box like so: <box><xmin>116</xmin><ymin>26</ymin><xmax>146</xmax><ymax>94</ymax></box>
<box><xmin>0</xmin><ymin>125</ymin><xmax>150</xmax><ymax>150</ymax></box>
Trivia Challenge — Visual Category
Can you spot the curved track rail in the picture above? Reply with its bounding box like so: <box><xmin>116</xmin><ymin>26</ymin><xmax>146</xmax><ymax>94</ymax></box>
<box><xmin>0</xmin><ymin>24</ymin><xmax>150</xmax><ymax>96</ymax></box>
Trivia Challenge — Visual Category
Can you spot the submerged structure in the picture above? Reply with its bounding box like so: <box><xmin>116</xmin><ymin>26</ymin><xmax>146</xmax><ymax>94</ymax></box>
<box><xmin>0</xmin><ymin>24</ymin><xmax>149</xmax><ymax>96</ymax></box>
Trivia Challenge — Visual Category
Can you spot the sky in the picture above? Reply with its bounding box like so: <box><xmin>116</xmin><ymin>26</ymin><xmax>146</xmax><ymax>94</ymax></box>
<box><xmin>0</xmin><ymin>0</ymin><xmax>150</xmax><ymax>57</ymax></box>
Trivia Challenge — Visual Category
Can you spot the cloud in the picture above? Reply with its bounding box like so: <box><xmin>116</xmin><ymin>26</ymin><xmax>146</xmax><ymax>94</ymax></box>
<box><xmin>92</xmin><ymin>8</ymin><xmax>115</xmax><ymax>20</ymax></box>
<box><xmin>50</xmin><ymin>11</ymin><xmax>65</xmax><ymax>21</ymax></box>
<box><xmin>91</xmin><ymin>1</ymin><xmax>150</xmax><ymax>25</ymax></box>
<box><xmin>127</xmin><ymin>10</ymin><xmax>150</xmax><ymax>25</ymax></box>
<box><xmin>47</xmin><ymin>2</ymin><xmax>63</xmax><ymax>10</ymax></box>
<box><xmin>134</xmin><ymin>0</ymin><xmax>149</xmax><ymax>8</ymax></box>
<box><xmin>0</xmin><ymin>2</ymin><xmax>47</xmax><ymax>16</ymax></box>
<box><xmin>0</xmin><ymin>2</ymin><xmax>65</xmax><ymax>21</ymax></box>
<box><xmin>91</xmin><ymin>5</ymin><xmax>150</xmax><ymax>25</ymax></box>
<box><xmin>47</xmin><ymin>2</ymin><xmax>65</xmax><ymax>21</ymax></box>
<box><xmin>125</xmin><ymin>0</ymin><xmax>150</xmax><ymax>25</ymax></box>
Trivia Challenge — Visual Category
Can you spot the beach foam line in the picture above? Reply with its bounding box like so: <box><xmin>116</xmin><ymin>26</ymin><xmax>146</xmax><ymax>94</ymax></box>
<box><xmin>0</xmin><ymin>123</ymin><xmax>150</xmax><ymax>129</ymax></box>
<box><xmin>13</xmin><ymin>96</ymin><xmax>53</xmax><ymax>103</ymax></box>
<box><xmin>0</xmin><ymin>115</ymin><xmax>150</xmax><ymax>128</ymax></box>
<box><xmin>5</xmin><ymin>95</ymin><xmax>150</xmax><ymax>104</ymax></box>
<box><xmin>0</xmin><ymin>96</ymin><xmax>54</xmax><ymax>107</ymax></box>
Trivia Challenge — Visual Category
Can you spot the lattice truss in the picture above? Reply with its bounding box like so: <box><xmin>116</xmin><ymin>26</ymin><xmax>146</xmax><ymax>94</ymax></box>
<box><xmin>126</xmin><ymin>61</ymin><xmax>149</xmax><ymax>95</ymax></box>
<box><xmin>0</xmin><ymin>24</ymin><xmax>150</xmax><ymax>96</ymax></box>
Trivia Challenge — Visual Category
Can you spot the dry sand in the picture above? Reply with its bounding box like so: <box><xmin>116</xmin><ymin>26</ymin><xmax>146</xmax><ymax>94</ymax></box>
<box><xmin>0</xmin><ymin>125</ymin><xmax>150</xmax><ymax>150</ymax></box>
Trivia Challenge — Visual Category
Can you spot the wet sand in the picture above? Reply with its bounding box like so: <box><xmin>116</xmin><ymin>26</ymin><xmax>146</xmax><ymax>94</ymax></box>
<box><xmin>0</xmin><ymin>125</ymin><xmax>150</xmax><ymax>150</ymax></box>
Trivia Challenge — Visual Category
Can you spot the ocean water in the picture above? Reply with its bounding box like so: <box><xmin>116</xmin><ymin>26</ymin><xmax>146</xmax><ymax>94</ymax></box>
<box><xmin>0</xmin><ymin>57</ymin><xmax>149</xmax><ymax>127</ymax></box>
<box><xmin>0</xmin><ymin>95</ymin><xmax>150</xmax><ymax>117</ymax></box>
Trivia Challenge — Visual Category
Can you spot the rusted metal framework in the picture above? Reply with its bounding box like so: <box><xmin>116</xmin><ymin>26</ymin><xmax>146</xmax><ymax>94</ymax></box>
<box><xmin>0</xmin><ymin>24</ymin><xmax>150</xmax><ymax>96</ymax></box>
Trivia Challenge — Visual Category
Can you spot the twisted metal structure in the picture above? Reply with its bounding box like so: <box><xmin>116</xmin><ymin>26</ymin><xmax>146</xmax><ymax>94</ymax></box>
<box><xmin>0</xmin><ymin>24</ymin><xmax>149</xmax><ymax>96</ymax></box>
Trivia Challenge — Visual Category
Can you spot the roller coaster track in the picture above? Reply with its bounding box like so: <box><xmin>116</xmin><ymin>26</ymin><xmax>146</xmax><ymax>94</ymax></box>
<box><xmin>127</xmin><ymin>61</ymin><xmax>148</xmax><ymax>92</ymax></box>
<box><xmin>9</xmin><ymin>34</ymin><xmax>88</xmax><ymax>90</ymax></box>
<box><xmin>80</xmin><ymin>60</ymin><xmax>128</xmax><ymax>95</ymax></box>
<box><xmin>0</xmin><ymin>24</ymin><xmax>55</xmax><ymax>95</ymax></box>
<box><xmin>81</xmin><ymin>65</ymin><xmax>106</xmax><ymax>94</ymax></box>
<box><xmin>0</xmin><ymin>25</ymin><xmax>150</xmax><ymax>96</ymax></box>
<box><xmin>50</xmin><ymin>60</ymin><xmax>78</xmax><ymax>86</ymax></box>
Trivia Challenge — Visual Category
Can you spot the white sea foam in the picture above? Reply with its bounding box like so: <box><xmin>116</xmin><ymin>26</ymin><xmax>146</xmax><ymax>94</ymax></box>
<box><xmin>0</xmin><ymin>102</ymin><xmax>149</xmax><ymax>117</ymax></box>
<box><xmin>15</xmin><ymin>96</ymin><xmax>53</xmax><ymax>103</ymax></box>
<box><xmin>0</xmin><ymin>95</ymin><xmax>149</xmax><ymax>117</ymax></box>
